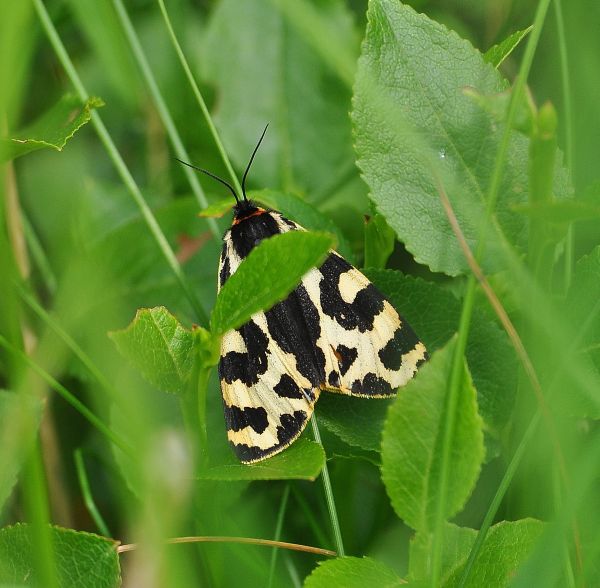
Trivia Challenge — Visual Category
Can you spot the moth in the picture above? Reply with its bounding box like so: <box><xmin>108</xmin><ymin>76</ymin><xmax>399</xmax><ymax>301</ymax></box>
<box><xmin>179</xmin><ymin>127</ymin><xmax>427</xmax><ymax>463</ymax></box>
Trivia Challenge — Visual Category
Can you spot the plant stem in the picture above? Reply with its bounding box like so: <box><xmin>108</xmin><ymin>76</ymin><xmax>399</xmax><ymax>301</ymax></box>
<box><xmin>157</xmin><ymin>0</ymin><xmax>243</xmax><ymax>198</ymax></box>
<box><xmin>430</xmin><ymin>0</ymin><xmax>553</xmax><ymax>584</ymax></box>
<box><xmin>268</xmin><ymin>484</ymin><xmax>291</xmax><ymax>588</ymax></box>
<box><xmin>74</xmin><ymin>449</ymin><xmax>111</xmax><ymax>537</ymax></box>
<box><xmin>311</xmin><ymin>415</ymin><xmax>344</xmax><ymax>557</ymax></box>
<box><xmin>32</xmin><ymin>0</ymin><xmax>207</xmax><ymax>325</ymax></box>
<box><xmin>0</xmin><ymin>334</ymin><xmax>132</xmax><ymax>455</ymax></box>
<box><xmin>111</xmin><ymin>0</ymin><xmax>219</xmax><ymax>238</ymax></box>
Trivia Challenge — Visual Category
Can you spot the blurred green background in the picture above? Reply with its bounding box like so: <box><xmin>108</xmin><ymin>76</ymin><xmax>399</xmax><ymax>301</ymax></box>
<box><xmin>1</xmin><ymin>0</ymin><xmax>599</xmax><ymax>586</ymax></box>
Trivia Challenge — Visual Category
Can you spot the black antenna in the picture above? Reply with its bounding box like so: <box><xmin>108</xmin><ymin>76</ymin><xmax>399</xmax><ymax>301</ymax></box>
<box><xmin>241</xmin><ymin>124</ymin><xmax>269</xmax><ymax>201</ymax></box>
<box><xmin>175</xmin><ymin>158</ymin><xmax>240</xmax><ymax>204</ymax></box>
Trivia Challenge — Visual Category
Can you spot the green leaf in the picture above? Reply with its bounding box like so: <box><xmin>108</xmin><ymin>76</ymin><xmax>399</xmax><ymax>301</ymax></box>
<box><xmin>304</xmin><ymin>556</ymin><xmax>403</xmax><ymax>588</ymax></box>
<box><xmin>352</xmin><ymin>0</ymin><xmax>571</xmax><ymax>276</ymax></box>
<box><xmin>109</xmin><ymin>306</ymin><xmax>199</xmax><ymax>395</ymax></box>
<box><xmin>197</xmin><ymin>438</ymin><xmax>324</xmax><ymax>481</ymax></box>
<box><xmin>252</xmin><ymin>189</ymin><xmax>355</xmax><ymax>262</ymax></box>
<box><xmin>364</xmin><ymin>213</ymin><xmax>395</xmax><ymax>269</ymax></box>
<box><xmin>198</xmin><ymin>198</ymin><xmax>234</xmax><ymax>218</ymax></box>
<box><xmin>202</xmin><ymin>0</ymin><xmax>357</xmax><ymax>198</ymax></box>
<box><xmin>211</xmin><ymin>231</ymin><xmax>334</xmax><ymax>334</ymax></box>
<box><xmin>409</xmin><ymin>520</ymin><xmax>545</xmax><ymax>587</ymax></box>
<box><xmin>483</xmin><ymin>26</ymin><xmax>533</xmax><ymax>68</ymax></box>
<box><xmin>0</xmin><ymin>524</ymin><xmax>120</xmax><ymax>588</ymax></box>
<box><xmin>318</xmin><ymin>394</ymin><xmax>392</xmax><ymax>453</ymax></box>
<box><xmin>381</xmin><ymin>338</ymin><xmax>484</xmax><ymax>532</ymax></box>
<box><xmin>0</xmin><ymin>392</ymin><xmax>43</xmax><ymax>511</ymax></box>
<box><xmin>0</xmin><ymin>95</ymin><xmax>103</xmax><ymax>162</ymax></box>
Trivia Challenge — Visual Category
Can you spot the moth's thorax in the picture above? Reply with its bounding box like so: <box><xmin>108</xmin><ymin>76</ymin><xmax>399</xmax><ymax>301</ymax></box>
<box><xmin>229</xmin><ymin>201</ymin><xmax>282</xmax><ymax>259</ymax></box>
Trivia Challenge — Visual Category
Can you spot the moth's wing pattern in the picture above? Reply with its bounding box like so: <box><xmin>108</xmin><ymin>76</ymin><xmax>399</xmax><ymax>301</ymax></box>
<box><xmin>301</xmin><ymin>251</ymin><xmax>428</xmax><ymax>398</ymax></box>
<box><xmin>219</xmin><ymin>309</ymin><xmax>320</xmax><ymax>463</ymax></box>
<box><xmin>219</xmin><ymin>212</ymin><xmax>321</xmax><ymax>463</ymax></box>
<box><xmin>218</xmin><ymin>207</ymin><xmax>426</xmax><ymax>462</ymax></box>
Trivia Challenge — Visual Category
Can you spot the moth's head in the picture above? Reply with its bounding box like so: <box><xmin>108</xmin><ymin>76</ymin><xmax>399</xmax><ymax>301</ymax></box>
<box><xmin>232</xmin><ymin>199</ymin><xmax>264</xmax><ymax>223</ymax></box>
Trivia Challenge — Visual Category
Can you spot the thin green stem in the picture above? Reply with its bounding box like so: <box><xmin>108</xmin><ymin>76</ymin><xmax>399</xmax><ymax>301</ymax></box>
<box><xmin>0</xmin><ymin>335</ymin><xmax>132</xmax><ymax>455</ymax></box>
<box><xmin>553</xmin><ymin>0</ymin><xmax>574</xmax><ymax>292</ymax></box>
<box><xmin>21</xmin><ymin>213</ymin><xmax>57</xmax><ymax>295</ymax></box>
<box><xmin>110</xmin><ymin>0</ymin><xmax>219</xmax><ymax>238</ymax></box>
<box><xmin>16</xmin><ymin>283</ymin><xmax>115</xmax><ymax>397</ymax></box>
<box><xmin>74</xmin><ymin>449</ymin><xmax>111</xmax><ymax>537</ymax></box>
<box><xmin>457</xmin><ymin>413</ymin><xmax>540</xmax><ymax>587</ymax></box>
<box><xmin>311</xmin><ymin>415</ymin><xmax>344</xmax><ymax>557</ymax></box>
<box><xmin>268</xmin><ymin>484</ymin><xmax>291</xmax><ymax>588</ymax></box>
<box><xmin>33</xmin><ymin>0</ymin><xmax>207</xmax><ymax>325</ymax></box>
<box><xmin>157</xmin><ymin>0</ymin><xmax>242</xmax><ymax>198</ymax></box>
<box><xmin>23</xmin><ymin>443</ymin><xmax>59</xmax><ymax>588</ymax></box>
<box><xmin>431</xmin><ymin>1</ymin><xmax>553</xmax><ymax>584</ymax></box>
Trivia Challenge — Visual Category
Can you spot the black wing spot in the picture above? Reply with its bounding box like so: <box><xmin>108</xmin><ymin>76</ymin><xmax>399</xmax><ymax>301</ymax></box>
<box><xmin>351</xmin><ymin>373</ymin><xmax>394</xmax><ymax>396</ymax></box>
<box><xmin>319</xmin><ymin>255</ymin><xmax>385</xmax><ymax>332</ymax></box>
<box><xmin>274</xmin><ymin>374</ymin><xmax>304</xmax><ymax>399</ymax></box>
<box><xmin>378</xmin><ymin>325</ymin><xmax>420</xmax><ymax>371</ymax></box>
<box><xmin>219</xmin><ymin>320</ymin><xmax>269</xmax><ymax>385</ymax></box>
<box><xmin>277</xmin><ymin>410</ymin><xmax>307</xmax><ymax>445</ymax></box>
<box><xmin>224</xmin><ymin>404</ymin><xmax>269</xmax><ymax>434</ymax></box>
<box><xmin>219</xmin><ymin>253</ymin><xmax>231</xmax><ymax>288</ymax></box>
<box><xmin>328</xmin><ymin>371</ymin><xmax>340</xmax><ymax>387</ymax></box>
<box><xmin>336</xmin><ymin>344</ymin><xmax>358</xmax><ymax>376</ymax></box>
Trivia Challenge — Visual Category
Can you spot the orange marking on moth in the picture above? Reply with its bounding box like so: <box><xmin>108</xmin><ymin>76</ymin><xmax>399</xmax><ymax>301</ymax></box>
<box><xmin>232</xmin><ymin>208</ymin><xmax>267</xmax><ymax>225</ymax></box>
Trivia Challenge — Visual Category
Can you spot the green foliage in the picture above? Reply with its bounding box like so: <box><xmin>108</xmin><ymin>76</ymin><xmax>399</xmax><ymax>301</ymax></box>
<box><xmin>0</xmin><ymin>392</ymin><xmax>42</xmax><ymax>511</ymax></box>
<box><xmin>352</xmin><ymin>0</ymin><xmax>569</xmax><ymax>276</ymax></box>
<box><xmin>211</xmin><ymin>230</ymin><xmax>333</xmax><ymax>334</ymax></box>
<box><xmin>484</xmin><ymin>27</ymin><xmax>533</xmax><ymax>68</ymax></box>
<box><xmin>304</xmin><ymin>556</ymin><xmax>403</xmax><ymax>587</ymax></box>
<box><xmin>0</xmin><ymin>524</ymin><xmax>120</xmax><ymax>588</ymax></box>
<box><xmin>2</xmin><ymin>0</ymin><xmax>598</xmax><ymax>586</ymax></box>
<box><xmin>381</xmin><ymin>339</ymin><xmax>484</xmax><ymax>531</ymax></box>
<box><xmin>197</xmin><ymin>438</ymin><xmax>325</xmax><ymax>481</ymax></box>
<box><xmin>0</xmin><ymin>95</ymin><xmax>103</xmax><ymax>162</ymax></box>
<box><xmin>109</xmin><ymin>306</ymin><xmax>199</xmax><ymax>395</ymax></box>
<box><xmin>409</xmin><ymin>519</ymin><xmax>545</xmax><ymax>586</ymax></box>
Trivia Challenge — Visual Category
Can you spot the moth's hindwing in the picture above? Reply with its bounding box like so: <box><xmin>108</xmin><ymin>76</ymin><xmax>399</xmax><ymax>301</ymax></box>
<box><xmin>218</xmin><ymin>206</ymin><xmax>427</xmax><ymax>463</ymax></box>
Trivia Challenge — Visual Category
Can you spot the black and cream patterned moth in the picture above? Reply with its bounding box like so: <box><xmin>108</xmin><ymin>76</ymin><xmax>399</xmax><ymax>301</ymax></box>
<box><xmin>179</xmin><ymin>127</ymin><xmax>427</xmax><ymax>463</ymax></box>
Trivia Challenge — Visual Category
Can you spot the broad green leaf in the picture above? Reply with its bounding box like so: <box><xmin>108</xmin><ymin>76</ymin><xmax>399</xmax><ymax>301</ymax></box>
<box><xmin>198</xmin><ymin>198</ymin><xmax>234</xmax><ymax>218</ymax></box>
<box><xmin>109</xmin><ymin>306</ymin><xmax>199</xmax><ymax>395</ymax></box>
<box><xmin>0</xmin><ymin>95</ymin><xmax>103</xmax><ymax>162</ymax></box>
<box><xmin>253</xmin><ymin>189</ymin><xmax>355</xmax><ymax>262</ymax></box>
<box><xmin>0</xmin><ymin>524</ymin><xmax>120</xmax><ymax>588</ymax></box>
<box><xmin>202</xmin><ymin>0</ymin><xmax>357</xmax><ymax>198</ymax></box>
<box><xmin>483</xmin><ymin>26</ymin><xmax>533</xmax><ymax>68</ymax></box>
<box><xmin>409</xmin><ymin>519</ymin><xmax>545</xmax><ymax>587</ymax></box>
<box><xmin>211</xmin><ymin>231</ymin><xmax>334</xmax><ymax>334</ymax></box>
<box><xmin>319</xmin><ymin>270</ymin><xmax>515</xmax><ymax>455</ymax></box>
<box><xmin>197</xmin><ymin>438</ymin><xmax>324</xmax><ymax>481</ymax></box>
<box><xmin>381</xmin><ymin>338</ymin><xmax>484</xmax><ymax>532</ymax></box>
<box><xmin>352</xmin><ymin>0</ymin><xmax>571</xmax><ymax>276</ymax></box>
<box><xmin>0</xmin><ymin>392</ymin><xmax>43</xmax><ymax>511</ymax></box>
<box><xmin>364</xmin><ymin>213</ymin><xmax>395</xmax><ymax>269</ymax></box>
<box><xmin>304</xmin><ymin>556</ymin><xmax>403</xmax><ymax>588</ymax></box>
<box><xmin>318</xmin><ymin>394</ymin><xmax>392</xmax><ymax>453</ymax></box>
